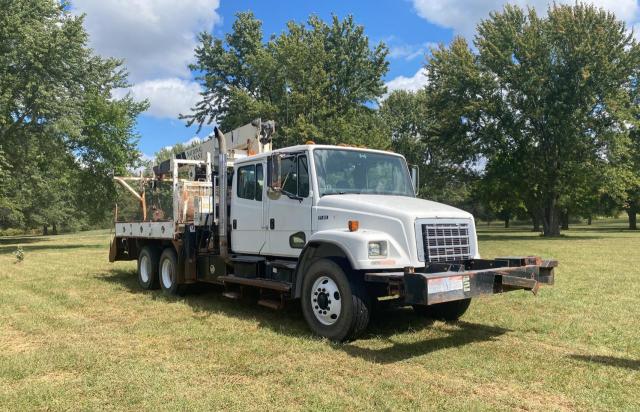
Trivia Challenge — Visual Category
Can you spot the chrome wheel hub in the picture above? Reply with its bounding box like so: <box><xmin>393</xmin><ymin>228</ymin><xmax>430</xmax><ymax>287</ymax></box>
<box><xmin>311</xmin><ymin>276</ymin><xmax>341</xmax><ymax>325</ymax></box>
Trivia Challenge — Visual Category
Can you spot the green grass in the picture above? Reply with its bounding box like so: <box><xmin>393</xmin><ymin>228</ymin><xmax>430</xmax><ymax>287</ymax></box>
<box><xmin>1</xmin><ymin>219</ymin><xmax>639</xmax><ymax>410</ymax></box>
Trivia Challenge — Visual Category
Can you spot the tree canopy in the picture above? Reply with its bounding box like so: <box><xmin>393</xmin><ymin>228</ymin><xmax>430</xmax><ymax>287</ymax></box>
<box><xmin>395</xmin><ymin>4</ymin><xmax>640</xmax><ymax>236</ymax></box>
<box><xmin>0</xmin><ymin>0</ymin><xmax>147</xmax><ymax>233</ymax></box>
<box><xmin>2</xmin><ymin>3</ymin><xmax>639</xmax><ymax>235</ymax></box>
<box><xmin>184</xmin><ymin>12</ymin><xmax>390</xmax><ymax>148</ymax></box>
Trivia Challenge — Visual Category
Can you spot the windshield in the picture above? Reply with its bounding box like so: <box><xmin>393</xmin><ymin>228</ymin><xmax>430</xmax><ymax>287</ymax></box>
<box><xmin>313</xmin><ymin>149</ymin><xmax>415</xmax><ymax>197</ymax></box>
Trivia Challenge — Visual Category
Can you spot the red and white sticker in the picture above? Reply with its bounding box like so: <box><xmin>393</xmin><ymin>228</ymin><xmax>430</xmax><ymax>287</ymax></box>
<box><xmin>428</xmin><ymin>276</ymin><xmax>464</xmax><ymax>294</ymax></box>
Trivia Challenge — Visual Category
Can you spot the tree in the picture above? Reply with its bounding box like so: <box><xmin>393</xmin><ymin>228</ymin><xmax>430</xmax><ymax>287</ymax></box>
<box><xmin>626</xmin><ymin>130</ymin><xmax>640</xmax><ymax>229</ymax></box>
<box><xmin>425</xmin><ymin>4</ymin><xmax>640</xmax><ymax>236</ymax></box>
<box><xmin>0</xmin><ymin>0</ymin><xmax>147</xmax><ymax>233</ymax></box>
<box><xmin>379</xmin><ymin>88</ymin><xmax>477</xmax><ymax>206</ymax></box>
<box><xmin>184</xmin><ymin>12</ymin><xmax>390</xmax><ymax>149</ymax></box>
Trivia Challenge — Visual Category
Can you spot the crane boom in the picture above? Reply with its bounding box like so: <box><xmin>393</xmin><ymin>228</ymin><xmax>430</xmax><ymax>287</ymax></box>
<box><xmin>153</xmin><ymin>119</ymin><xmax>275</xmax><ymax>176</ymax></box>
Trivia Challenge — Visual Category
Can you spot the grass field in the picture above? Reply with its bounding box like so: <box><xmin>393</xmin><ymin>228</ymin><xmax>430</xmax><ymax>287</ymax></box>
<box><xmin>1</xmin><ymin>220</ymin><xmax>639</xmax><ymax>411</ymax></box>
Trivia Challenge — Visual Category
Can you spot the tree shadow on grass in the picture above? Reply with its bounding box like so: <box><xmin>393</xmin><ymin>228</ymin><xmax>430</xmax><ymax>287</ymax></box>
<box><xmin>569</xmin><ymin>354</ymin><xmax>640</xmax><ymax>371</ymax></box>
<box><xmin>99</xmin><ymin>267</ymin><xmax>510</xmax><ymax>363</ymax></box>
<box><xmin>0</xmin><ymin>236</ymin><xmax>46</xmax><ymax>246</ymax></box>
<box><xmin>0</xmin><ymin>243</ymin><xmax>104</xmax><ymax>255</ymax></box>
<box><xmin>99</xmin><ymin>268</ymin><xmax>313</xmax><ymax>338</ymax></box>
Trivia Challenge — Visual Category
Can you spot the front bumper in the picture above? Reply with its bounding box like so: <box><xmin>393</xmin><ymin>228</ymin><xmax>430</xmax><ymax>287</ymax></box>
<box><xmin>365</xmin><ymin>256</ymin><xmax>557</xmax><ymax>306</ymax></box>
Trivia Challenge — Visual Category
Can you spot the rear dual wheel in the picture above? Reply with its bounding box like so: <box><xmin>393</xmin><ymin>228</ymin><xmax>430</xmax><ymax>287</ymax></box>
<box><xmin>137</xmin><ymin>246</ymin><xmax>181</xmax><ymax>296</ymax></box>
<box><xmin>159</xmin><ymin>248</ymin><xmax>181</xmax><ymax>296</ymax></box>
<box><xmin>137</xmin><ymin>246</ymin><xmax>160</xmax><ymax>290</ymax></box>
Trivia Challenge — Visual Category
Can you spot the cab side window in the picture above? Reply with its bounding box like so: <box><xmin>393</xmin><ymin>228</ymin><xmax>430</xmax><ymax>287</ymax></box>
<box><xmin>268</xmin><ymin>154</ymin><xmax>310</xmax><ymax>198</ymax></box>
<box><xmin>237</xmin><ymin>165</ymin><xmax>256</xmax><ymax>200</ymax></box>
<box><xmin>281</xmin><ymin>156</ymin><xmax>298</xmax><ymax>195</ymax></box>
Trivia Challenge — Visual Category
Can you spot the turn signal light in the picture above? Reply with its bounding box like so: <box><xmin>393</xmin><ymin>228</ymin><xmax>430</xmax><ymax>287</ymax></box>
<box><xmin>348</xmin><ymin>220</ymin><xmax>359</xmax><ymax>232</ymax></box>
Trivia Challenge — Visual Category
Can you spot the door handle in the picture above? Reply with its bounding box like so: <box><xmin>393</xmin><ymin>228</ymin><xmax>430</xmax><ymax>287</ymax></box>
<box><xmin>232</xmin><ymin>219</ymin><xmax>237</xmax><ymax>229</ymax></box>
<box><xmin>270</xmin><ymin>218</ymin><xmax>275</xmax><ymax>230</ymax></box>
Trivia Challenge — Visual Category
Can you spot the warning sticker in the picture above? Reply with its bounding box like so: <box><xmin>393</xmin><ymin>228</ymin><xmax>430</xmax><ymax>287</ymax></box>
<box><xmin>428</xmin><ymin>276</ymin><xmax>464</xmax><ymax>294</ymax></box>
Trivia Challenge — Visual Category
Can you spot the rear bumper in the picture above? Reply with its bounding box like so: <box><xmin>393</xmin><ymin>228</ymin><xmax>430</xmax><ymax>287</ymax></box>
<box><xmin>365</xmin><ymin>256</ymin><xmax>557</xmax><ymax>306</ymax></box>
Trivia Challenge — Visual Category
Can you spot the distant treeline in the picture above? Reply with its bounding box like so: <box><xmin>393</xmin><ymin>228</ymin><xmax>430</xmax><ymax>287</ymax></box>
<box><xmin>1</xmin><ymin>1</ymin><xmax>639</xmax><ymax>236</ymax></box>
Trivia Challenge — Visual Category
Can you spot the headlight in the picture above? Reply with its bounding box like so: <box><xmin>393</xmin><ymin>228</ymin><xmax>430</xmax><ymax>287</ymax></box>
<box><xmin>368</xmin><ymin>241</ymin><xmax>388</xmax><ymax>258</ymax></box>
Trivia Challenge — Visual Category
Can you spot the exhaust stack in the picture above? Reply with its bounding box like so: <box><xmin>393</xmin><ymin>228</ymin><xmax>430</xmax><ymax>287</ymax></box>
<box><xmin>214</xmin><ymin>126</ymin><xmax>229</xmax><ymax>261</ymax></box>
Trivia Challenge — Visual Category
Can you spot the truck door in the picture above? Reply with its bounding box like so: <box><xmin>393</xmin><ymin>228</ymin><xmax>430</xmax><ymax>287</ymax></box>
<box><xmin>230</xmin><ymin>162</ymin><xmax>267</xmax><ymax>254</ymax></box>
<box><xmin>265</xmin><ymin>154</ymin><xmax>312</xmax><ymax>257</ymax></box>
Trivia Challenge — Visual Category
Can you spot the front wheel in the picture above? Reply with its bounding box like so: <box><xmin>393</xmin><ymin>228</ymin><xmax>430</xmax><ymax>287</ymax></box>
<box><xmin>301</xmin><ymin>259</ymin><xmax>370</xmax><ymax>342</ymax></box>
<box><xmin>413</xmin><ymin>298</ymin><xmax>472</xmax><ymax>321</ymax></box>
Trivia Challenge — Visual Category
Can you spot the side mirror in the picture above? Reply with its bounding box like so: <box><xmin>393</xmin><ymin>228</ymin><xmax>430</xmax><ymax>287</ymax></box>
<box><xmin>268</xmin><ymin>153</ymin><xmax>283</xmax><ymax>191</ymax></box>
<box><xmin>410</xmin><ymin>165</ymin><xmax>419</xmax><ymax>195</ymax></box>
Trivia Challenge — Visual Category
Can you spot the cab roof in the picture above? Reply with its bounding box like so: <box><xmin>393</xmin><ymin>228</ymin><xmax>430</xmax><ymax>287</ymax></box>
<box><xmin>233</xmin><ymin>144</ymin><xmax>405</xmax><ymax>165</ymax></box>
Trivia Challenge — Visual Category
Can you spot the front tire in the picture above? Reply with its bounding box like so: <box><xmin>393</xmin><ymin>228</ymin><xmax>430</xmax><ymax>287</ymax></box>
<box><xmin>159</xmin><ymin>247</ymin><xmax>180</xmax><ymax>296</ymax></box>
<box><xmin>301</xmin><ymin>259</ymin><xmax>370</xmax><ymax>342</ymax></box>
<box><xmin>137</xmin><ymin>246</ymin><xmax>160</xmax><ymax>290</ymax></box>
<box><xmin>413</xmin><ymin>298</ymin><xmax>472</xmax><ymax>321</ymax></box>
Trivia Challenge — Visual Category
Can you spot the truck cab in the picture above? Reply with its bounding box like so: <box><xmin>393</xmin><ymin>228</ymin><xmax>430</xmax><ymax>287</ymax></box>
<box><xmin>230</xmin><ymin>144</ymin><xmax>479</xmax><ymax>267</ymax></box>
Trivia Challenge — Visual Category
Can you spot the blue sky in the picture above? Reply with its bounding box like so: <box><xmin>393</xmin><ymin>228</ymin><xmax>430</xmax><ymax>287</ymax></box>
<box><xmin>71</xmin><ymin>0</ymin><xmax>640</xmax><ymax>159</ymax></box>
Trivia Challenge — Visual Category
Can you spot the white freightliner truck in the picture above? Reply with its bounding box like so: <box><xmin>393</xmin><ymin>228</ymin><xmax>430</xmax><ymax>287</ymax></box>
<box><xmin>110</xmin><ymin>119</ymin><xmax>557</xmax><ymax>342</ymax></box>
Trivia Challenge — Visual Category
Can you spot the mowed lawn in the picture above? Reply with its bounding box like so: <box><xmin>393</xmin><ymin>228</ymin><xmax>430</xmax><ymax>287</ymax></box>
<box><xmin>1</xmin><ymin>220</ymin><xmax>639</xmax><ymax>411</ymax></box>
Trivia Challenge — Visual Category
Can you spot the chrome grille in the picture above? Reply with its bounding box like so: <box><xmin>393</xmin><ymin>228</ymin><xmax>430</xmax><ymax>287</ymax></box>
<box><xmin>422</xmin><ymin>222</ymin><xmax>471</xmax><ymax>262</ymax></box>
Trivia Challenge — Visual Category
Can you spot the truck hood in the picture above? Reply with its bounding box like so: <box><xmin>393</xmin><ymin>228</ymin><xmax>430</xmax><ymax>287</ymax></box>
<box><xmin>316</xmin><ymin>194</ymin><xmax>473</xmax><ymax>220</ymax></box>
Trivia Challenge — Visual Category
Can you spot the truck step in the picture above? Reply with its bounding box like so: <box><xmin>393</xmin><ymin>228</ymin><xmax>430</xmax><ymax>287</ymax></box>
<box><xmin>218</xmin><ymin>275</ymin><xmax>291</xmax><ymax>292</ymax></box>
<box><xmin>230</xmin><ymin>255</ymin><xmax>266</xmax><ymax>263</ymax></box>
<box><xmin>257</xmin><ymin>299</ymin><xmax>283</xmax><ymax>310</ymax></box>
<box><xmin>222</xmin><ymin>291</ymin><xmax>241</xmax><ymax>300</ymax></box>
<box><xmin>269</xmin><ymin>259</ymin><xmax>297</xmax><ymax>270</ymax></box>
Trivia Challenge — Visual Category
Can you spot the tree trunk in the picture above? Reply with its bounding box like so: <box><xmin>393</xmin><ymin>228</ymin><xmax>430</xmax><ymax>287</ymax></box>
<box><xmin>504</xmin><ymin>216</ymin><xmax>510</xmax><ymax>228</ymax></box>
<box><xmin>531</xmin><ymin>213</ymin><xmax>541</xmax><ymax>232</ymax></box>
<box><xmin>587</xmin><ymin>215</ymin><xmax>592</xmax><ymax>225</ymax></box>
<box><xmin>542</xmin><ymin>197</ymin><xmax>561</xmax><ymax>237</ymax></box>
<box><xmin>629</xmin><ymin>206</ymin><xmax>638</xmax><ymax>230</ymax></box>
<box><xmin>42</xmin><ymin>225</ymin><xmax>48</xmax><ymax>236</ymax></box>
<box><xmin>561</xmin><ymin>211</ymin><xmax>569</xmax><ymax>230</ymax></box>
<box><xmin>52</xmin><ymin>223</ymin><xmax>58</xmax><ymax>235</ymax></box>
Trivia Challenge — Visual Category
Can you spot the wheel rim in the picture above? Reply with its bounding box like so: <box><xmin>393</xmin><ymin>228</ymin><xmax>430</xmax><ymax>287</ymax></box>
<box><xmin>161</xmin><ymin>258</ymin><xmax>173</xmax><ymax>289</ymax></box>
<box><xmin>140</xmin><ymin>255</ymin><xmax>150</xmax><ymax>283</ymax></box>
<box><xmin>311</xmin><ymin>276</ymin><xmax>341</xmax><ymax>326</ymax></box>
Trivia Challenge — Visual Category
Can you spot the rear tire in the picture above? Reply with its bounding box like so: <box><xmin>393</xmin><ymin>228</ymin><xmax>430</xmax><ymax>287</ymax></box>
<box><xmin>301</xmin><ymin>259</ymin><xmax>370</xmax><ymax>342</ymax></box>
<box><xmin>413</xmin><ymin>298</ymin><xmax>471</xmax><ymax>321</ymax></box>
<box><xmin>159</xmin><ymin>247</ymin><xmax>181</xmax><ymax>296</ymax></box>
<box><xmin>137</xmin><ymin>246</ymin><xmax>160</xmax><ymax>290</ymax></box>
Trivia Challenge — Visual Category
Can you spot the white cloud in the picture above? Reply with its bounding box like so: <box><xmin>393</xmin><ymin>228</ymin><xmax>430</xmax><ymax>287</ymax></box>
<box><xmin>184</xmin><ymin>136</ymin><xmax>202</xmax><ymax>146</ymax></box>
<box><xmin>140</xmin><ymin>152</ymin><xmax>155</xmax><ymax>162</ymax></box>
<box><xmin>72</xmin><ymin>0</ymin><xmax>221</xmax><ymax>82</ymax></box>
<box><xmin>633</xmin><ymin>23</ymin><xmax>640</xmax><ymax>41</ymax></box>
<box><xmin>112</xmin><ymin>78</ymin><xmax>202</xmax><ymax>119</ymax></box>
<box><xmin>384</xmin><ymin>68</ymin><xmax>428</xmax><ymax>98</ymax></box>
<box><xmin>412</xmin><ymin>0</ymin><xmax>640</xmax><ymax>38</ymax></box>
<box><xmin>389</xmin><ymin>42</ymin><xmax>438</xmax><ymax>61</ymax></box>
